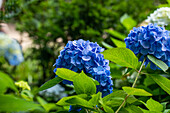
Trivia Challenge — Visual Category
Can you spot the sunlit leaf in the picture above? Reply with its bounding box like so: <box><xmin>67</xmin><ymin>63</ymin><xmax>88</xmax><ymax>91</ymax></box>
<box><xmin>147</xmin><ymin>55</ymin><xmax>168</xmax><ymax>72</ymax></box>
<box><xmin>146</xmin><ymin>98</ymin><xmax>163</xmax><ymax>112</ymax></box>
<box><xmin>89</xmin><ymin>92</ymin><xmax>102</xmax><ymax>106</ymax></box>
<box><xmin>148</xmin><ymin>74</ymin><xmax>170</xmax><ymax>95</ymax></box>
<box><xmin>125</xmin><ymin>105</ymin><xmax>143</xmax><ymax>113</ymax></box>
<box><xmin>55</xmin><ymin>68</ymin><xmax>78</xmax><ymax>81</ymax></box>
<box><xmin>122</xmin><ymin>87</ymin><xmax>152</xmax><ymax>96</ymax></box>
<box><xmin>111</xmin><ymin>38</ymin><xmax>126</xmax><ymax>47</ymax></box>
<box><xmin>105</xmin><ymin>29</ymin><xmax>126</xmax><ymax>40</ymax></box>
<box><xmin>73</xmin><ymin>71</ymin><xmax>96</xmax><ymax>95</ymax></box>
<box><xmin>103</xmin><ymin>90</ymin><xmax>137</xmax><ymax>107</ymax></box>
<box><xmin>120</xmin><ymin>13</ymin><xmax>137</xmax><ymax>31</ymax></box>
<box><xmin>66</xmin><ymin>97</ymin><xmax>93</xmax><ymax>109</ymax></box>
<box><xmin>102</xmin><ymin>104</ymin><xmax>114</xmax><ymax>113</ymax></box>
<box><xmin>0</xmin><ymin>71</ymin><xmax>18</xmax><ymax>93</ymax></box>
<box><xmin>102</xmin><ymin>48</ymin><xmax>138</xmax><ymax>69</ymax></box>
<box><xmin>101</xmin><ymin>41</ymin><xmax>113</xmax><ymax>49</ymax></box>
<box><xmin>56</xmin><ymin>94</ymin><xmax>88</xmax><ymax>106</ymax></box>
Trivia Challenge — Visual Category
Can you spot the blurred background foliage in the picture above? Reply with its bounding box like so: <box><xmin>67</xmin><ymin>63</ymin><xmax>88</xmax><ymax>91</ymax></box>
<box><xmin>1</xmin><ymin>0</ymin><xmax>167</xmax><ymax>80</ymax></box>
<box><xmin>0</xmin><ymin>0</ymin><xmax>170</xmax><ymax>112</ymax></box>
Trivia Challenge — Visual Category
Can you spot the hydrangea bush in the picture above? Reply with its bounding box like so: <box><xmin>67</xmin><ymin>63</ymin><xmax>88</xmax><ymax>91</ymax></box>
<box><xmin>146</xmin><ymin>7</ymin><xmax>170</xmax><ymax>26</ymax></box>
<box><xmin>1</xmin><ymin>1</ymin><xmax>170</xmax><ymax>112</ymax></box>
<box><xmin>0</xmin><ymin>33</ymin><xmax>24</xmax><ymax>65</ymax></box>
<box><xmin>125</xmin><ymin>24</ymin><xmax>170</xmax><ymax>70</ymax></box>
<box><xmin>37</xmin><ymin>32</ymin><xmax>170</xmax><ymax>112</ymax></box>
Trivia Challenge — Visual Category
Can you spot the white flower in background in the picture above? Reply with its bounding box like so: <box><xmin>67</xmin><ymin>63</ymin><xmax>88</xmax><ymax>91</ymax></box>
<box><xmin>0</xmin><ymin>32</ymin><xmax>24</xmax><ymax>65</ymax></box>
<box><xmin>39</xmin><ymin>84</ymin><xmax>67</xmax><ymax>101</ymax></box>
<box><xmin>146</xmin><ymin>7</ymin><xmax>170</xmax><ymax>26</ymax></box>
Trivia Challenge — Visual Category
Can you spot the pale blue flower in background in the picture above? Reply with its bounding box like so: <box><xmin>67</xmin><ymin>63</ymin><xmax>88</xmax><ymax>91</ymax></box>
<box><xmin>0</xmin><ymin>33</ymin><xmax>24</xmax><ymax>65</ymax></box>
<box><xmin>39</xmin><ymin>84</ymin><xmax>67</xmax><ymax>101</ymax></box>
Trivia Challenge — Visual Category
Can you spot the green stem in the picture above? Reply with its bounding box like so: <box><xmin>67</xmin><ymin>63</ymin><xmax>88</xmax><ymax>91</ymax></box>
<box><xmin>96</xmin><ymin>107</ymin><xmax>102</xmax><ymax>113</ymax></box>
<box><xmin>85</xmin><ymin>109</ymin><xmax>89</xmax><ymax>113</ymax></box>
<box><xmin>115</xmin><ymin>59</ymin><xmax>146</xmax><ymax>113</ymax></box>
<box><xmin>132</xmin><ymin>58</ymin><xmax>145</xmax><ymax>88</ymax></box>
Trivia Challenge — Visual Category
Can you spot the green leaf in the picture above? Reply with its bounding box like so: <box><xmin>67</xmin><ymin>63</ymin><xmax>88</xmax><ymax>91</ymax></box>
<box><xmin>164</xmin><ymin>109</ymin><xmax>170</xmax><ymax>113</ymax></box>
<box><xmin>161</xmin><ymin>102</ymin><xmax>168</xmax><ymax>112</ymax></box>
<box><xmin>73</xmin><ymin>71</ymin><xmax>96</xmax><ymax>95</ymax></box>
<box><xmin>103</xmin><ymin>90</ymin><xmax>137</xmax><ymax>107</ymax></box>
<box><xmin>56</xmin><ymin>94</ymin><xmax>87</xmax><ymax>106</ymax></box>
<box><xmin>158</xmin><ymin>4</ymin><xmax>169</xmax><ymax>8</ymax></box>
<box><xmin>55</xmin><ymin>68</ymin><xmax>78</xmax><ymax>81</ymax></box>
<box><xmin>144</xmin><ymin>75</ymin><xmax>155</xmax><ymax>87</ymax></box>
<box><xmin>102</xmin><ymin>104</ymin><xmax>114</xmax><ymax>113</ymax></box>
<box><xmin>43</xmin><ymin>104</ymin><xmax>60</xmax><ymax>112</ymax></box>
<box><xmin>101</xmin><ymin>41</ymin><xmax>113</xmax><ymax>49</ymax></box>
<box><xmin>140</xmin><ymin>101</ymin><xmax>163</xmax><ymax>113</ymax></box>
<box><xmin>0</xmin><ymin>71</ymin><xmax>18</xmax><ymax>93</ymax></box>
<box><xmin>109</xmin><ymin>63</ymin><xmax>123</xmax><ymax>79</ymax></box>
<box><xmin>90</xmin><ymin>78</ymin><xmax>100</xmax><ymax>85</ymax></box>
<box><xmin>147</xmin><ymin>55</ymin><xmax>168</xmax><ymax>72</ymax></box>
<box><xmin>99</xmin><ymin>96</ymin><xmax>114</xmax><ymax>112</ymax></box>
<box><xmin>104</xmin><ymin>97</ymin><xmax>124</xmax><ymax>108</ymax></box>
<box><xmin>0</xmin><ymin>94</ymin><xmax>41</xmax><ymax>112</ymax></box>
<box><xmin>39</xmin><ymin>77</ymin><xmax>63</xmax><ymax>91</ymax></box>
<box><xmin>148</xmin><ymin>74</ymin><xmax>170</xmax><ymax>95</ymax></box>
<box><xmin>102</xmin><ymin>48</ymin><xmax>138</xmax><ymax>69</ymax></box>
<box><xmin>89</xmin><ymin>92</ymin><xmax>102</xmax><ymax>106</ymax></box>
<box><xmin>103</xmin><ymin>90</ymin><xmax>137</xmax><ymax>104</ymax></box>
<box><xmin>65</xmin><ymin>97</ymin><xmax>93</xmax><ymax>109</ymax></box>
<box><xmin>119</xmin><ymin>108</ymin><xmax>129</xmax><ymax>113</ymax></box>
<box><xmin>105</xmin><ymin>29</ymin><xmax>126</xmax><ymax>40</ymax></box>
<box><xmin>138</xmin><ymin>107</ymin><xmax>151</xmax><ymax>113</ymax></box>
<box><xmin>122</xmin><ymin>87</ymin><xmax>152</xmax><ymax>96</ymax></box>
<box><xmin>152</xmin><ymin>88</ymin><xmax>166</xmax><ymax>96</ymax></box>
<box><xmin>21</xmin><ymin>90</ymin><xmax>34</xmax><ymax>101</ymax></box>
<box><xmin>125</xmin><ymin>105</ymin><xmax>143</xmax><ymax>113</ymax></box>
<box><xmin>120</xmin><ymin>14</ymin><xmax>137</xmax><ymax>31</ymax></box>
<box><xmin>146</xmin><ymin>98</ymin><xmax>163</xmax><ymax>112</ymax></box>
<box><xmin>111</xmin><ymin>38</ymin><xmax>126</xmax><ymax>47</ymax></box>
<box><xmin>37</xmin><ymin>96</ymin><xmax>47</xmax><ymax>105</ymax></box>
<box><xmin>37</xmin><ymin>96</ymin><xmax>60</xmax><ymax>112</ymax></box>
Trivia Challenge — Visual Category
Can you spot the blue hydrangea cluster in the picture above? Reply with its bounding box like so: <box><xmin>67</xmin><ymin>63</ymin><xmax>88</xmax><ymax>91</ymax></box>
<box><xmin>53</xmin><ymin>39</ymin><xmax>113</xmax><ymax>97</ymax></box>
<box><xmin>124</xmin><ymin>24</ymin><xmax>170</xmax><ymax>70</ymax></box>
<box><xmin>0</xmin><ymin>33</ymin><xmax>24</xmax><ymax>65</ymax></box>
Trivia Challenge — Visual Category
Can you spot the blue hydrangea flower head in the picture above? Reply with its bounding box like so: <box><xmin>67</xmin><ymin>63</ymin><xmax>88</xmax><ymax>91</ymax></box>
<box><xmin>124</xmin><ymin>23</ymin><xmax>170</xmax><ymax>70</ymax></box>
<box><xmin>53</xmin><ymin>39</ymin><xmax>113</xmax><ymax>97</ymax></box>
<box><xmin>0</xmin><ymin>33</ymin><xmax>24</xmax><ymax>65</ymax></box>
